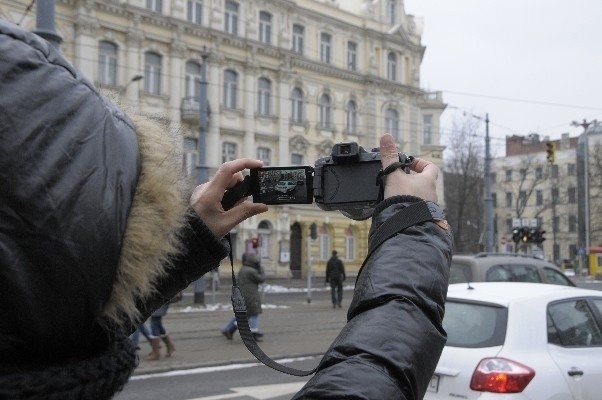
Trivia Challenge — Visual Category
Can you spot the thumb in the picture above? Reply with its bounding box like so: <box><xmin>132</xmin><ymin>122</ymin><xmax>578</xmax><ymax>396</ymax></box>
<box><xmin>379</xmin><ymin>134</ymin><xmax>405</xmax><ymax>199</ymax></box>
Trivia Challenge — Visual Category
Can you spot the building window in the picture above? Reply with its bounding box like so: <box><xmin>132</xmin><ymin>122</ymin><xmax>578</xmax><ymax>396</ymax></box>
<box><xmin>224</xmin><ymin>1</ymin><xmax>239</xmax><ymax>35</ymax></box>
<box><xmin>222</xmin><ymin>142</ymin><xmax>237</xmax><ymax>163</ymax></box>
<box><xmin>552</xmin><ymin>188</ymin><xmax>559</xmax><ymax>203</ymax></box>
<box><xmin>520</xmin><ymin>169</ymin><xmax>527</xmax><ymax>180</ymax></box>
<box><xmin>505</xmin><ymin>218</ymin><xmax>513</xmax><ymax>233</ymax></box>
<box><xmin>535</xmin><ymin>166</ymin><xmax>543</xmax><ymax>180</ymax></box>
<box><xmin>423</xmin><ymin>114</ymin><xmax>433</xmax><ymax>144</ymax></box>
<box><xmin>187</xmin><ymin>0</ymin><xmax>203</xmax><ymax>24</ymax></box>
<box><xmin>347</xmin><ymin>41</ymin><xmax>357</xmax><ymax>71</ymax></box>
<box><xmin>505</xmin><ymin>170</ymin><xmax>512</xmax><ymax>182</ymax></box>
<box><xmin>519</xmin><ymin>190</ymin><xmax>527</xmax><ymax>207</ymax></box>
<box><xmin>98</xmin><ymin>41</ymin><xmax>117</xmax><ymax>86</ymax></box>
<box><xmin>506</xmin><ymin>192</ymin><xmax>512</xmax><ymax>208</ymax></box>
<box><xmin>319</xmin><ymin>225</ymin><xmax>329</xmax><ymax>260</ymax></box>
<box><xmin>257</xmin><ymin>220</ymin><xmax>271</xmax><ymax>259</ymax></box>
<box><xmin>490</xmin><ymin>172</ymin><xmax>496</xmax><ymax>183</ymax></box>
<box><xmin>319</xmin><ymin>94</ymin><xmax>332</xmax><ymax>129</ymax></box>
<box><xmin>387</xmin><ymin>52</ymin><xmax>397</xmax><ymax>81</ymax></box>
<box><xmin>146</xmin><ymin>0</ymin><xmax>162</xmax><ymax>13</ymax></box>
<box><xmin>345</xmin><ymin>100</ymin><xmax>358</xmax><ymax>134</ymax></box>
<box><xmin>257</xmin><ymin>147</ymin><xmax>271</xmax><ymax>166</ymax></box>
<box><xmin>551</xmin><ymin>164</ymin><xmax>559</xmax><ymax>179</ymax></box>
<box><xmin>536</xmin><ymin>190</ymin><xmax>543</xmax><ymax>206</ymax></box>
<box><xmin>568</xmin><ymin>215</ymin><xmax>577</xmax><ymax>232</ymax></box>
<box><xmin>291</xmin><ymin>87</ymin><xmax>303</xmax><ymax>123</ymax></box>
<box><xmin>143</xmin><ymin>52</ymin><xmax>161</xmax><ymax>95</ymax></box>
<box><xmin>257</xmin><ymin>77</ymin><xmax>271</xmax><ymax>115</ymax></box>
<box><xmin>259</xmin><ymin>11</ymin><xmax>272</xmax><ymax>44</ymax></box>
<box><xmin>553</xmin><ymin>216</ymin><xmax>559</xmax><ymax>233</ymax></box>
<box><xmin>320</xmin><ymin>33</ymin><xmax>332</xmax><ymax>64</ymax></box>
<box><xmin>567</xmin><ymin>163</ymin><xmax>576</xmax><ymax>176</ymax></box>
<box><xmin>491</xmin><ymin>193</ymin><xmax>497</xmax><ymax>208</ymax></box>
<box><xmin>223</xmin><ymin>69</ymin><xmax>237</xmax><ymax>109</ymax></box>
<box><xmin>387</xmin><ymin>0</ymin><xmax>397</xmax><ymax>25</ymax></box>
<box><xmin>385</xmin><ymin>108</ymin><xmax>399</xmax><ymax>140</ymax></box>
<box><xmin>292</xmin><ymin>24</ymin><xmax>304</xmax><ymax>54</ymax></box>
<box><xmin>185</xmin><ymin>61</ymin><xmax>201</xmax><ymax>98</ymax></box>
<box><xmin>291</xmin><ymin>153</ymin><xmax>303</xmax><ymax>165</ymax></box>
<box><xmin>345</xmin><ymin>227</ymin><xmax>355</xmax><ymax>260</ymax></box>
<box><xmin>568</xmin><ymin>187</ymin><xmax>576</xmax><ymax>204</ymax></box>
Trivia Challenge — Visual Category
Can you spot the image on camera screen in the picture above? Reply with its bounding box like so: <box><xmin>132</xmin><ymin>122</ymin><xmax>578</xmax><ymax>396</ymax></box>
<box><xmin>252</xmin><ymin>166</ymin><xmax>313</xmax><ymax>205</ymax></box>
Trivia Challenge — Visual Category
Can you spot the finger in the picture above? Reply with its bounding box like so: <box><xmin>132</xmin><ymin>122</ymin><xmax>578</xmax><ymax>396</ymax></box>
<box><xmin>379</xmin><ymin>133</ymin><xmax>400</xmax><ymax>169</ymax></box>
<box><xmin>411</xmin><ymin>158</ymin><xmax>439</xmax><ymax>180</ymax></box>
<box><xmin>226</xmin><ymin>171</ymin><xmax>245</xmax><ymax>189</ymax></box>
<box><xmin>204</xmin><ymin>159</ymin><xmax>262</xmax><ymax>201</ymax></box>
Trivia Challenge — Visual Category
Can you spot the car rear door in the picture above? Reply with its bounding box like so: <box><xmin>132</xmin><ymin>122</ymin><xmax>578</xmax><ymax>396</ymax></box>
<box><xmin>547</xmin><ymin>297</ymin><xmax>602</xmax><ymax>400</ymax></box>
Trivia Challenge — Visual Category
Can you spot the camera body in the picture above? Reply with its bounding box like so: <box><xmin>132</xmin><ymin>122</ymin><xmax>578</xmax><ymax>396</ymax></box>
<box><xmin>235</xmin><ymin>142</ymin><xmax>413</xmax><ymax>221</ymax></box>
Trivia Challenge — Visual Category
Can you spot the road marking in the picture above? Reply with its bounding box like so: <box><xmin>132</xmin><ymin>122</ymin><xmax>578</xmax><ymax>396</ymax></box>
<box><xmin>188</xmin><ymin>382</ymin><xmax>307</xmax><ymax>400</ymax></box>
<box><xmin>131</xmin><ymin>356</ymin><xmax>317</xmax><ymax>381</ymax></box>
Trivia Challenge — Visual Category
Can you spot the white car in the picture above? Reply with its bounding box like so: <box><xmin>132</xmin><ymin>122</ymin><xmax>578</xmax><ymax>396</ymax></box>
<box><xmin>425</xmin><ymin>282</ymin><xmax>602</xmax><ymax>400</ymax></box>
<box><xmin>274</xmin><ymin>180</ymin><xmax>297</xmax><ymax>194</ymax></box>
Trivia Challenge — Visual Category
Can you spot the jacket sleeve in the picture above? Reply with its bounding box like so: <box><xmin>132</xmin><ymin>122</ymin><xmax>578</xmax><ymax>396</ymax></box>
<box><xmin>130</xmin><ymin>212</ymin><xmax>229</xmax><ymax>329</ymax></box>
<box><xmin>292</xmin><ymin>196</ymin><xmax>452</xmax><ymax>400</ymax></box>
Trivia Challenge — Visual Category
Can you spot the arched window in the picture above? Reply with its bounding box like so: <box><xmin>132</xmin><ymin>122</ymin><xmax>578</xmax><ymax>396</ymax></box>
<box><xmin>387</xmin><ymin>52</ymin><xmax>397</xmax><ymax>81</ymax></box>
<box><xmin>257</xmin><ymin>220</ymin><xmax>272</xmax><ymax>259</ymax></box>
<box><xmin>257</xmin><ymin>77</ymin><xmax>271</xmax><ymax>115</ymax></box>
<box><xmin>385</xmin><ymin>108</ymin><xmax>399</xmax><ymax>140</ymax></box>
<box><xmin>223</xmin><ymin>69</ymin><xmax>238</xmax><ymax>108</ymax></box>
<box><xmin>345</xmin><ymin>227</ymin><xmax>356</xmax><ymax>260</ymax></box>
<box><xmin>291</xmin><ymin>87</ymin><xmax>303</xmax><ymax>123</ymax></box>
<box><xmin>319</xmin><ymin>94</ymin><xmax>332</xmax><ymax>129</ymax></box>
<box><xmin>144</xmin><ymin>51</ymin><xmax>162</xmax><ymax>94</ymax></box>
<box><xmin>98</xmin><ymin>41</ymin><xmax>117</xmax><ymax>86</ymax></box>
<box><xmin>185</xmin><ymin>61</ymin><xmax>201</xmax><ymax>98</ymax></box>
<box><xmin>318</xmin><ymin>225</ymin><xmax>330</xmax><ymax>260</ymax></box>
<box><xmin>345</xmin><ymin>100</ymin><xmax>357</xmax><ymax>134</ymax></box>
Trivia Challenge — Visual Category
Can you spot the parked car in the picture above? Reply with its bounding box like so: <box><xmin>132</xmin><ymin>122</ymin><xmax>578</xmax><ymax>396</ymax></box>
<box><xmin>425</xmin><ymin>282</ymin><xmax>602</xmax><ymax>399</ymax></box>
<box><xmin>274</xmin><ymin>180</ymin><xmax>297</xmax><ymax>194</ymax></box>
<box><xmin>450</xmin><ymin>253</ymin><xmax>575</xmax><ymax>287</ymax></box>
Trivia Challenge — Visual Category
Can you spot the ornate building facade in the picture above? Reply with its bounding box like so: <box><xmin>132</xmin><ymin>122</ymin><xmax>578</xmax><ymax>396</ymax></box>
<box><xmin>2</xmin><ymin>0</ymin><xmax>446</xmax><ymax>277</ymax></box>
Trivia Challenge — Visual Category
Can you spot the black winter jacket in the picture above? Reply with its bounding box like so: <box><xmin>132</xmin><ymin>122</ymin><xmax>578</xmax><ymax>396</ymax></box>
<box><xmin>292</xmin><ymin>196</ymin><xmax>452</xmax><ymax>399</ymax></box>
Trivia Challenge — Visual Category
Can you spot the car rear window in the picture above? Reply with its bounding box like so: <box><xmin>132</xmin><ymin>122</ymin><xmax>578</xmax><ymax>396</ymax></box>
<box><xmin>444</xmin><ymin>301</ymin><xmax>507</xmax><ymax>348</ymax></box>
<box><xmin>449</xmin><ymin>261</ymin><xmax>472</xmax><ymax>284</ymax></box>
<box><xmin>486</xmin><ymin>264</ymin><xmax>541</xmax><ymax>283</ymax></box>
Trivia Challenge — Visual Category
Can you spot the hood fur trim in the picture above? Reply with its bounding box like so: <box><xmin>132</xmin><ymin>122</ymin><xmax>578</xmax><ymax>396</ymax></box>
<box><xmin>100</xmin><ymin>115</ymin><xmax>189</xmax><ymax>327</ymax></box>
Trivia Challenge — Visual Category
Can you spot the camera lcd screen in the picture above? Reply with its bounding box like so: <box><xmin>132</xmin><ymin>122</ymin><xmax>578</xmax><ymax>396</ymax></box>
<box><xmin>250</xmin><ymin>166</ymin><xmax>313</xmax><ymax>205</ymax></box>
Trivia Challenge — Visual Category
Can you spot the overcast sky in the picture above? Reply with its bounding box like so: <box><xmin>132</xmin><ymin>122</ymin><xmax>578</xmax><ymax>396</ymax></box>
<box><xmin>404</xmin><ymin>0</ymin><xmax>602</xmax><ymax>154</ymax></box>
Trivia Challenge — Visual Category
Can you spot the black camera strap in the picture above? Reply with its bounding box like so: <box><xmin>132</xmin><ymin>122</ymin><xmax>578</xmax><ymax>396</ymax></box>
<box><xmin>225</xmin><ymin>234</ymin><xmax>319</xmax><ymax>377</ymax></box>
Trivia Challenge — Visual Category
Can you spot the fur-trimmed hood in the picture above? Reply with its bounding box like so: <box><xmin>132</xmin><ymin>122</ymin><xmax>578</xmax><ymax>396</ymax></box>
<box><xmin>0</xmin><ymin>19</ymin><xmax>188</xmax><ymax>367</ymax></box>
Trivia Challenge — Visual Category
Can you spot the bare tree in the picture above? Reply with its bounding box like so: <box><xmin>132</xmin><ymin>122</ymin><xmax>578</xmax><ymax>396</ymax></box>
<box><xmin>443</xmin><ymin>116</ymin><xmax>484</xmax><ymax>253</ymax></box>
<box><xmin>589</xmin><ymin>141</ymin><xmax>602</xmax><ymax>245</ymax></box>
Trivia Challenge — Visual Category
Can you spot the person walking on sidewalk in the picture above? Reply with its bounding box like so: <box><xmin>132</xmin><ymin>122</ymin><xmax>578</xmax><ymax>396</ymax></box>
<box><xmin>222</xmin><ymin>253</ymin><xmax>265</xmax><ymax>341</ymax></box>
<box><xmin>325</xmin><ymin>250</ymin><xmax>346</xmax><ymax>308</ymax></box>
<box><xmin>129</xmin><ymin>321</ymin><xmax>157</xmax><ymax>361</ymax></box>
<box><xmin>146</xmin><ymin>303</ymin><xmax>176</xmax><ymax>360</ymax></box>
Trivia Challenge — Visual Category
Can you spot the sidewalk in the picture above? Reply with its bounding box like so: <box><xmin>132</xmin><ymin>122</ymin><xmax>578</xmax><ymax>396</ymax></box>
<box><xmin>132</xmin><ymin>280</ymin><xmax>349</xmax><ymax>376</ymax></box>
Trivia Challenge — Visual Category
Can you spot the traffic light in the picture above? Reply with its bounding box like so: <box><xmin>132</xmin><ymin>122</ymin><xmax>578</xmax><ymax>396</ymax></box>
<box><xmin>520</xmin><ymin>227</ymin><xmax>531</xmax><ymax>243</ymax></box>
<box><xmin>539</xmin><ymin>229</ymin><xmax>546</xmax><ymax>243</ymax></box>
<box><xmin>546</xmin><ymin>142</ymin><xmax>556</xmax><ymax>164</ymax></box>
<box><xmin>251</xmin><ymin>237</ymin><xmax>259</xmax><ymax>248</ymax></box>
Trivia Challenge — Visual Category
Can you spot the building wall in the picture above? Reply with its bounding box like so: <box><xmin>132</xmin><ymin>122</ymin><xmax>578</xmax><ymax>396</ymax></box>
<box><xmin>1</xmin><ymin>0</ymin><xmax>446</xmax><ymax>277</ymax></box>
<box><xmin>493</xmin><ymin>133</ymin><xmax>579</xmax><ymax>265</ymax></box>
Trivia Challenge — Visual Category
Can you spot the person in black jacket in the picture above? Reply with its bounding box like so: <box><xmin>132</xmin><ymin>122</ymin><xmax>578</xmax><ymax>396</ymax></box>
<box><xmin>325</xmin><ymin>250</ymin><xmax>346</xmax><ymax>308</ymax></box>
<box><xmin>1</xmin><ymin>18</ymin><xmax>451</xmax><ymax>400</ymax></box>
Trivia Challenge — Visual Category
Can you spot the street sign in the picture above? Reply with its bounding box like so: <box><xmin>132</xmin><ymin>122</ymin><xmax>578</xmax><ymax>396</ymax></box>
<box><xmin>521</xmin><ymin>218</ymin><xmax>530</xmax><ymax>227</ymax></box>
<box><xmin>530</xmin><ymin>218</ymin><xmax>538</xmax><ymax>227</ymax></box>
<box><xmin>513</xmin><ymin>218</ymin><xmax>521</xmax><ymax>228</ymax></box>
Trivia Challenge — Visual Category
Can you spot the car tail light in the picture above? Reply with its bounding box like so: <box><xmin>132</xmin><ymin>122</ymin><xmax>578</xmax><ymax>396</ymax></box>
<box><xmin>470</xmin><ymin>357</ymin><xmax>535</xmax><ymax>393</ymax></box>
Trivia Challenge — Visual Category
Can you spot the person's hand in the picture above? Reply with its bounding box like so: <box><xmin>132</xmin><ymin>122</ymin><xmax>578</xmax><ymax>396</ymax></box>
<box><xmin>190</xmin><ymin>158</ymin><xmax>268</xmax><ymax>239</ymax></box>
<box><xmin>379</xmin><ymin>133</ymin><xmax>439</xmax><ymax>203</ymax></box>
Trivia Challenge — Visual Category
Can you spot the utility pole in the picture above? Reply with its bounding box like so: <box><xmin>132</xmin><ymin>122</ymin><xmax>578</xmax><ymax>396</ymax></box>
<box><xmin>34</xmin><ymin>0</ymin><xmax>62</xmax><ymax>48</ymax></box>
<box><xmin>483</xmin><ymin>114</ymin><xmax>494</xmax><ymax>253</ymax></box>
<box><xmin>193</xmin><ymin>47</ymin><xmax>210</xmax><ymax>306</ymax></box>
<box><xmin>571</xmin><ymin>118</ymin><xmax>595</xmax><ymax>277</ymax></box>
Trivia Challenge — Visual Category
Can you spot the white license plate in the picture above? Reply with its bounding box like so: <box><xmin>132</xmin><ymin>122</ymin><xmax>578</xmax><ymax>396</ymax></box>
<box><xmin>427</xmin><ymin>374</ymin><xmax>440</xmax><ymax>393</ymax></box>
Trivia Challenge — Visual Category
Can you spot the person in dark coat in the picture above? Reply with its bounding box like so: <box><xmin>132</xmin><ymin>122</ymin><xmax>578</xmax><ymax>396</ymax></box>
<box><xmin>1</xmin><ymin>18</ymin><xmax>452</xmax><ymax>400</ymax></box>
<box><xmin>325</xmin><ymin>250</ymin><xmax>346</xmax><ymax>308</ymax></box>
<box><xmin>221</xmin><ymin>253</ymin><xmax>265</xmax><ymax>341</ymax></box>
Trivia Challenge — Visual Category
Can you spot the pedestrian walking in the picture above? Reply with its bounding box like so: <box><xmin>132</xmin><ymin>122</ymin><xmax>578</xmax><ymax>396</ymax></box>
<box><xmin>146</xmin><ymin>303</ymin><xmax>175</xmax><ymax>360</ymax></box>
<box><xmin>222</xmin><ymin>253</ymin><xmax>265</xmax><ymax>341</ymax></box>
<box><xmin>325</xmin><ymin>250</ymin><xmax>346</xmax><ymax>308</ymax></box>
